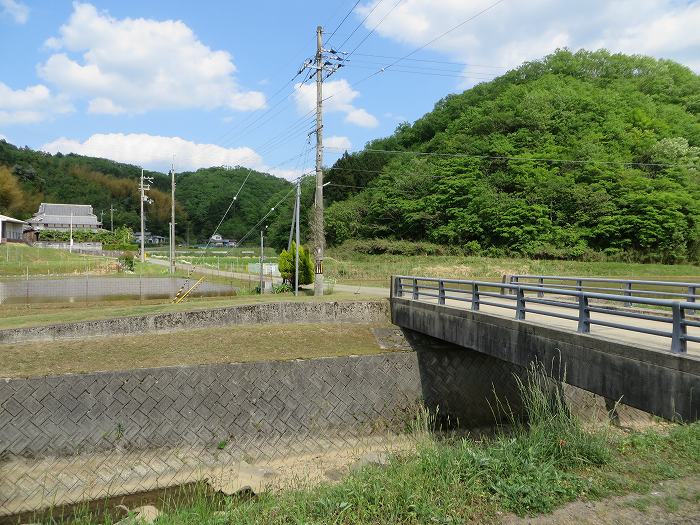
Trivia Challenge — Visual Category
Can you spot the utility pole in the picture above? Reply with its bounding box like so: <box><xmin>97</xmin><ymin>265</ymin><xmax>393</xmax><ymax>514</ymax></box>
<box><xmin>298</xmin><ymin>26</ymin><xmax>345</xmax><ymax>295</ymax></box>
<box><xmin>170</xmin><ymin>163</ymin><xmax>176</xmax><ymax>275</ymax></box>
<box><xmin>259</xmin><ymin>228</ymin><xmax>265</xmax><ymax>294</ymax></box>
<box><xmin>110</xmin><ymin>204</ymin><xmax>114</xmax><ymax>232</ymax></box>
<box><xmin>313</xmin><ymin>25</ymin><xmax>325</xmax><ymax>296</ymax></box>
<box><xmin>295</xmin><ymin>181</ymin><xmax>300</xmax><ymax>297</ymax></box>
<box><xmin>69</xmin><ymin>211</ymin><xmax>73</xmax><ymax>253</ymax></box>
<box><xmin>139</xmin><ymin>169</ymin><xmax>153</xmax><ymax>263</ymax></box>
<box><xmin>299</xmin><ymin>26</ymin><xmax>345</xmax><ymax>295</ymax></box>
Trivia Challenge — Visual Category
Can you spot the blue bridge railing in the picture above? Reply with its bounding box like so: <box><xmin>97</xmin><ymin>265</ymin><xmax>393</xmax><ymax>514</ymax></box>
<box><xmin>392</xmin><ymin>275</ymin><xmax>700</xmax><ymax>354</ymax></box>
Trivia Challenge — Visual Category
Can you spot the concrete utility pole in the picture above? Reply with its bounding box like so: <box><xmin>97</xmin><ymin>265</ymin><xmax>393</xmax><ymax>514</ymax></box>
<box><xmin>110</xmin><ymin>204</ymin><xmax>114</xmax><ymax>232</ymax></box>
<box><xmin>139</xmin><ymin>169</ymin><xmax>153</xmax><ymax>263</ymax></box>
<box><xmin>313</xmin><ymin>25</ymin><xmax>325</xmax><ymax>296</ymax></box>
<box><xmin>169</xmin><ymin>164</ymin><xmax>176</xmax><ymax>275</ymax></box>
<box><xmin>69</xmin><ymin>211</ymin><xmax>73</xmax><ymax>253</ymax></box>
<box><xmin>295</xmin><ymin>181</ymin><xmax>300</xmax><ymax>297</ymax></box>
<box><xmin>259</xmin><ymin>228</ymin><xmax>265</xmax><ymax>294</ymax></box>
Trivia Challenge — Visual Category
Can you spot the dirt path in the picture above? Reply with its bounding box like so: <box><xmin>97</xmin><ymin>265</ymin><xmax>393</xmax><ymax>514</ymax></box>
<box><xmin>501</xmin><ymin>476</ymin><xmax>700</xmax><ymax>524</ymax></box>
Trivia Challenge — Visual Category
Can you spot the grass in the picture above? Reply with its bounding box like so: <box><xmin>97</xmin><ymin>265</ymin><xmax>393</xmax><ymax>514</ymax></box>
<box><xmin>28</xmin><ymin>365</ymin><xmax>700</xmax><ymax>524</ymax></box>
<box><xmin>324</xmin><ymin>251</ymin><xmax>700</xmax><ymax>287</ymax></box>
<box><xmin>0</xmin><ymin>243</ymin><xmax>190</xmax><ymax>278</ymax></box>
<box><xmin>0</xmin><ymin>292</ymin><xmax>381</xmax><ymax>330</ymax></box>
<box><xmin>0</xmin><ymin>322</ymin><xmax>392</xmax><ymax>378</ymax></box>
<box><xmin>0</xmin><ymin>243</ymin><xmax>116</xmax><ymax>277</ymax></box>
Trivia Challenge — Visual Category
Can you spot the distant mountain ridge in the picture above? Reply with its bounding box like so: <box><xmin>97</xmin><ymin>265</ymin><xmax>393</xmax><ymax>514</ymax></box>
<box><xmin>0</xmin><ymin>140</ymin><xmax>294</xmax><ymax>246</ymax></box>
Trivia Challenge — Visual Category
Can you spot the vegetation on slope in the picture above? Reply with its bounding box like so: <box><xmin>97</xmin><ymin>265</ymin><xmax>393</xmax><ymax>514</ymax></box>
<box><xmin>0</xmin><ymin>141</ymin><xmax>298</xmax><ymax>247</ymax></box>
<box><xmin>325</xmin><ymin>50</ymin><xmax>700</xmax><ymax>263</ymax></box>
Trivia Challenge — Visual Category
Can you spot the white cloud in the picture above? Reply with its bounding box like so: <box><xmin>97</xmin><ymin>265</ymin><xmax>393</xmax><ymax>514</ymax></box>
<box><xmin>345</xmin><ymin>108</ymin><xmax>378</xmax><ymax>128</ymax></box>
<box><xmin>325</xmin><ymin>135</ymin><xmax>353</xmax><ymax>151</ymax></box>
<box><xmin>38</xmin><ymin>2</ymin><xmax>265</xmax><ymax>114</ymax></box>
<box><xmin>1</xmin><ymin>0</ymin><xmax>28</xmax><ymax>24</ymax></box>
<box><xmin>293</xmin><ymin>78</ymin><xmax>379</xmax><ymax>128</ymax></box>
<box><xmin>356</xmin><ymin>0</ymin><xmax>700</xmax><ymax>80</ymax></box>
<box><xmin>87</xmin><ymin>97</ymin><xmax>125</xmax><ymax>115</ymax></box>
<box><xmin>0</xmin><ymin>81</ymin><xmax>73</xmax><ymax>125</ymax></box>
<box><xmin>41</xmin><ymin>133</ymin><xmax>265</xmax><ymax>173</ymax></box>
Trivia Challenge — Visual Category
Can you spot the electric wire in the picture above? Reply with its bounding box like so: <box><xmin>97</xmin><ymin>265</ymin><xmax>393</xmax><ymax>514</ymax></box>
<box><xmin>326</xmin><ymin>0</ymin><xmax>363</xmax><ymax>46</ymax></box>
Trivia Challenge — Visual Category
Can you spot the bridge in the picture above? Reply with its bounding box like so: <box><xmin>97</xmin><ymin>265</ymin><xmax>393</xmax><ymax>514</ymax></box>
<box><xmin>390</xmin><ymin>275</ymin><xmax>700</xmax><ymax>422</ymax></box>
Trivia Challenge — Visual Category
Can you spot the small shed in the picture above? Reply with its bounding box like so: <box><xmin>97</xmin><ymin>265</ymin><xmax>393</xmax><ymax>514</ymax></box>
<box><xmin>0</xmin><ymin>214</ymin><xmax>27</xmax><ymax>243</ymax></box>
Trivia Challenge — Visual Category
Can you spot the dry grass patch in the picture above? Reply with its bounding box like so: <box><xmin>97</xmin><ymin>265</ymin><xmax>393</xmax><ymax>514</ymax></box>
<box><xmin>0</xmin><ymin>323</ymin><xmax>395</xmax><ymax>378</ymax></box>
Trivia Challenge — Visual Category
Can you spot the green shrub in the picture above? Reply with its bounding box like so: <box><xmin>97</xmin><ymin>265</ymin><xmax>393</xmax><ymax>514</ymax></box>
<box><xmin>272</xmin><ymin>283</ymin><xmax>293</xmax><ymax>294</ymax></box>
<box><xmin>278</xmin><ymin>242</ymin><xmax>314</xmax><ymax>287</ymax></box>
<box><xmin>117</xmin><ymin>252</ymin><xmax>135</xmax><ymax>272</ymax></box>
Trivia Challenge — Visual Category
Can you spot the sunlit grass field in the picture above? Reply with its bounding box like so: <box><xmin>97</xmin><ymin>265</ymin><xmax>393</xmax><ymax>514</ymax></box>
<box><xmin>323</xmin><ymin>251</ymin><xmax>700</xmax><ymax>288</ymax></box>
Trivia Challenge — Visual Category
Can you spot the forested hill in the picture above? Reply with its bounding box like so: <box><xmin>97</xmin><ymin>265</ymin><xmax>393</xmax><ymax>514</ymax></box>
<box><xmin>325</xmin><ymin>49</ymin><xmax>700</xmax><ymax>262</ymax></box>
<box><xmin>0</xmin><ymin>140</ymin><xmax>293</xmax><ymax>245</ymax></box>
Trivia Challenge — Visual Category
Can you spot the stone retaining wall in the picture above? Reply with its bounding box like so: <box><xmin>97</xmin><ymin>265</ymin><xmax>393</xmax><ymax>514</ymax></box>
<box><xmin>0</xmin><ymin>300</ymin><xmax>389</xmax><ymax>344</ymax></box>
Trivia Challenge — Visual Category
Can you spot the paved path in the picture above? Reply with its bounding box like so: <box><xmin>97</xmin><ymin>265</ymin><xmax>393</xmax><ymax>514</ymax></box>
<box><xmin>147</xmin><ymin>258</ymin><xmax>389</xmax><ymax>296</ymax></box>
<box><xmin>148</xmin><ymin>259</ymin><xmax>698</xmax><ymax>356</ymax></box>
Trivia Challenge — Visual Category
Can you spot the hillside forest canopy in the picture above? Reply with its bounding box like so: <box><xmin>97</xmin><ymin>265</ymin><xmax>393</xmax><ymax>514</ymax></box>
<box><xmin>325</xmin><ymin>50</ymin><xmax>700</xmax><ymax>263</ymax></box>
<box><xmin>1</xmin><ymin>49</ymin><xmax>699</xmax><ymax>262</ymax></box>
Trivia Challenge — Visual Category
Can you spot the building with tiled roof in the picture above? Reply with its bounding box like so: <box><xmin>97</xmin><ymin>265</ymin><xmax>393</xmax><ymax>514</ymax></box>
<box><xmin>27</xmin><ymin>203</ymin><xmax>102</xmax><ymax>231</ymax></box>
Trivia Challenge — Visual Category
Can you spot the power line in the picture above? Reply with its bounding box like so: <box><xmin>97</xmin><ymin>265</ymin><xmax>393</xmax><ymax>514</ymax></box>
<box><xmin>350</xmin><ymin>52</ymin><xmax>509</xmax><ymax>69</ymax></box>
<box><xmin>336</xmin><ymin>0</ymin><xmax>386</xmax><ymax>50</ymax></box>
<box><xmin>326</xmin><ymin>0</ymin><xmax>363</xmax><ymax>46</ymax></box>
<box><xmin>344</xmin><ymin>0</ymin><xmax>405</xmax><ymax>61</ymax></box>
<box><xmin>323</xmin><ymin>0</ymin><xmax>508</xmax><ymax>103</ymax></box>
<box><xmin>342</xmin><ymin>64</ymin><xmax>496</xmax><ymax>80</ymax></box>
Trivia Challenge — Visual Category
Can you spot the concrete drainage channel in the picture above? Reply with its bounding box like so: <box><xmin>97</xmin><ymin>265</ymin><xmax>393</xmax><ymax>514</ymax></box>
<box><xmin>0</xmin><ymin>300</ymin><xmax>655</xmax><ymax>523</ymax></box>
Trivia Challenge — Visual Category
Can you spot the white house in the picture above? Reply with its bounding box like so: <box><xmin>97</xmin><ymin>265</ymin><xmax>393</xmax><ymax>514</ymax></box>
<box><xmin>0</xmin><ymin>214</ymin><xmax>26</xmax><ymax>243</ymax></box>
<box><xmin>209</xmin><ymin>233</ymin><xmax>234</xmax><ymax>247</ymax></box>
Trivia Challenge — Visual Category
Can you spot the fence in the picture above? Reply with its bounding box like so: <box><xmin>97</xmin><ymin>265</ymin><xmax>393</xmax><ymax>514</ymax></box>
<box><xmin>0</xmin><ymin>275</ymin><xmax>237</xmax><ymax>306</ymax></box>
<box><xmin>393</xmin><ymin>275</ymin><xmax>700</xmax><ymax>353</ymax></box>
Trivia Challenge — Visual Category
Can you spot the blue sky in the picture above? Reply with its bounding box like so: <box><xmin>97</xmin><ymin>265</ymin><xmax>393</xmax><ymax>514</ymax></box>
<box><xmin>1</xmin><ymin>0</ymin><xmax>699</xmax><ymax>177</ymax></box>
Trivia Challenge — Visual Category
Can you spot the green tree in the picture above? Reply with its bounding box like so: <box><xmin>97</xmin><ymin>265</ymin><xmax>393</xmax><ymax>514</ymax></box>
<box><xmin>278</xmin><ymin>242</ymin><xmax>314</xmax><ymax>287</ymax></box>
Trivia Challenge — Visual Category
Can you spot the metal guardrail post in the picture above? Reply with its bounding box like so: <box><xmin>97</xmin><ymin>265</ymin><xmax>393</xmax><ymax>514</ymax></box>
<box><xmin>671</xmin><ymin>303</ymin><xmax>687</xmax><ymax>353</ymax></box>
<box><xmin>412</xmin><ymin>278</ymin><xmax>419</xmax><ymax>300</ymax></box>
<box><xmin>577</xmin><ymin>294</ymin><xmax>590</xmax><ymax>333</ymax></box>
<box><xmin>472</xmin><ymin>283</ymin><xmax>480</xmax><ymax>311</ymax></box>
<box><xmin>624</xmin><ymin>282</ymin><xmax>632</xmax><ymax>307</ymax></box>
<box><xmin>576</xmin><ymin>279</ymin><xmax>582</xmax><ymax>292</ymax></box>
<box><xmin>516</xmin><ymin>287</ymin><xmax>526</xmax><ymax>320</ymax></box>
<box><xmin>438</xmin><ymin>280</ymin><xmax>445</xmax><ymax>305</ymax></box>
<box><xmin>688</xmin><ymin>285</ymin><xmax>696</xmax><ymax>303</ymax></box>
<box><xmin>537</xmin><ymin>277</ymin><xmax>544</xmax><ymax>298</ymax></box>
<box><xmin>511</xmin><ymin>275</ymin><xmax>519</xmax><ymax>295</ymax></box>
<box><xmin>500</xmin><ymin>274</ymin><xmax>509</xmax><ymax>296</ymax></box>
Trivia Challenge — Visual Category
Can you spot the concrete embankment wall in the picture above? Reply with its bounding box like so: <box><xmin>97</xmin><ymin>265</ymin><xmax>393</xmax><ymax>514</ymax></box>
<box><xmin>0</xmin><ymin>342</ymin><xmax>525</xmax><ymax>459</ymax></box>
<box><xmin>0</xmin><ymin>300</ymin><xmax>389</xmax><ymax>344</ymax></box>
